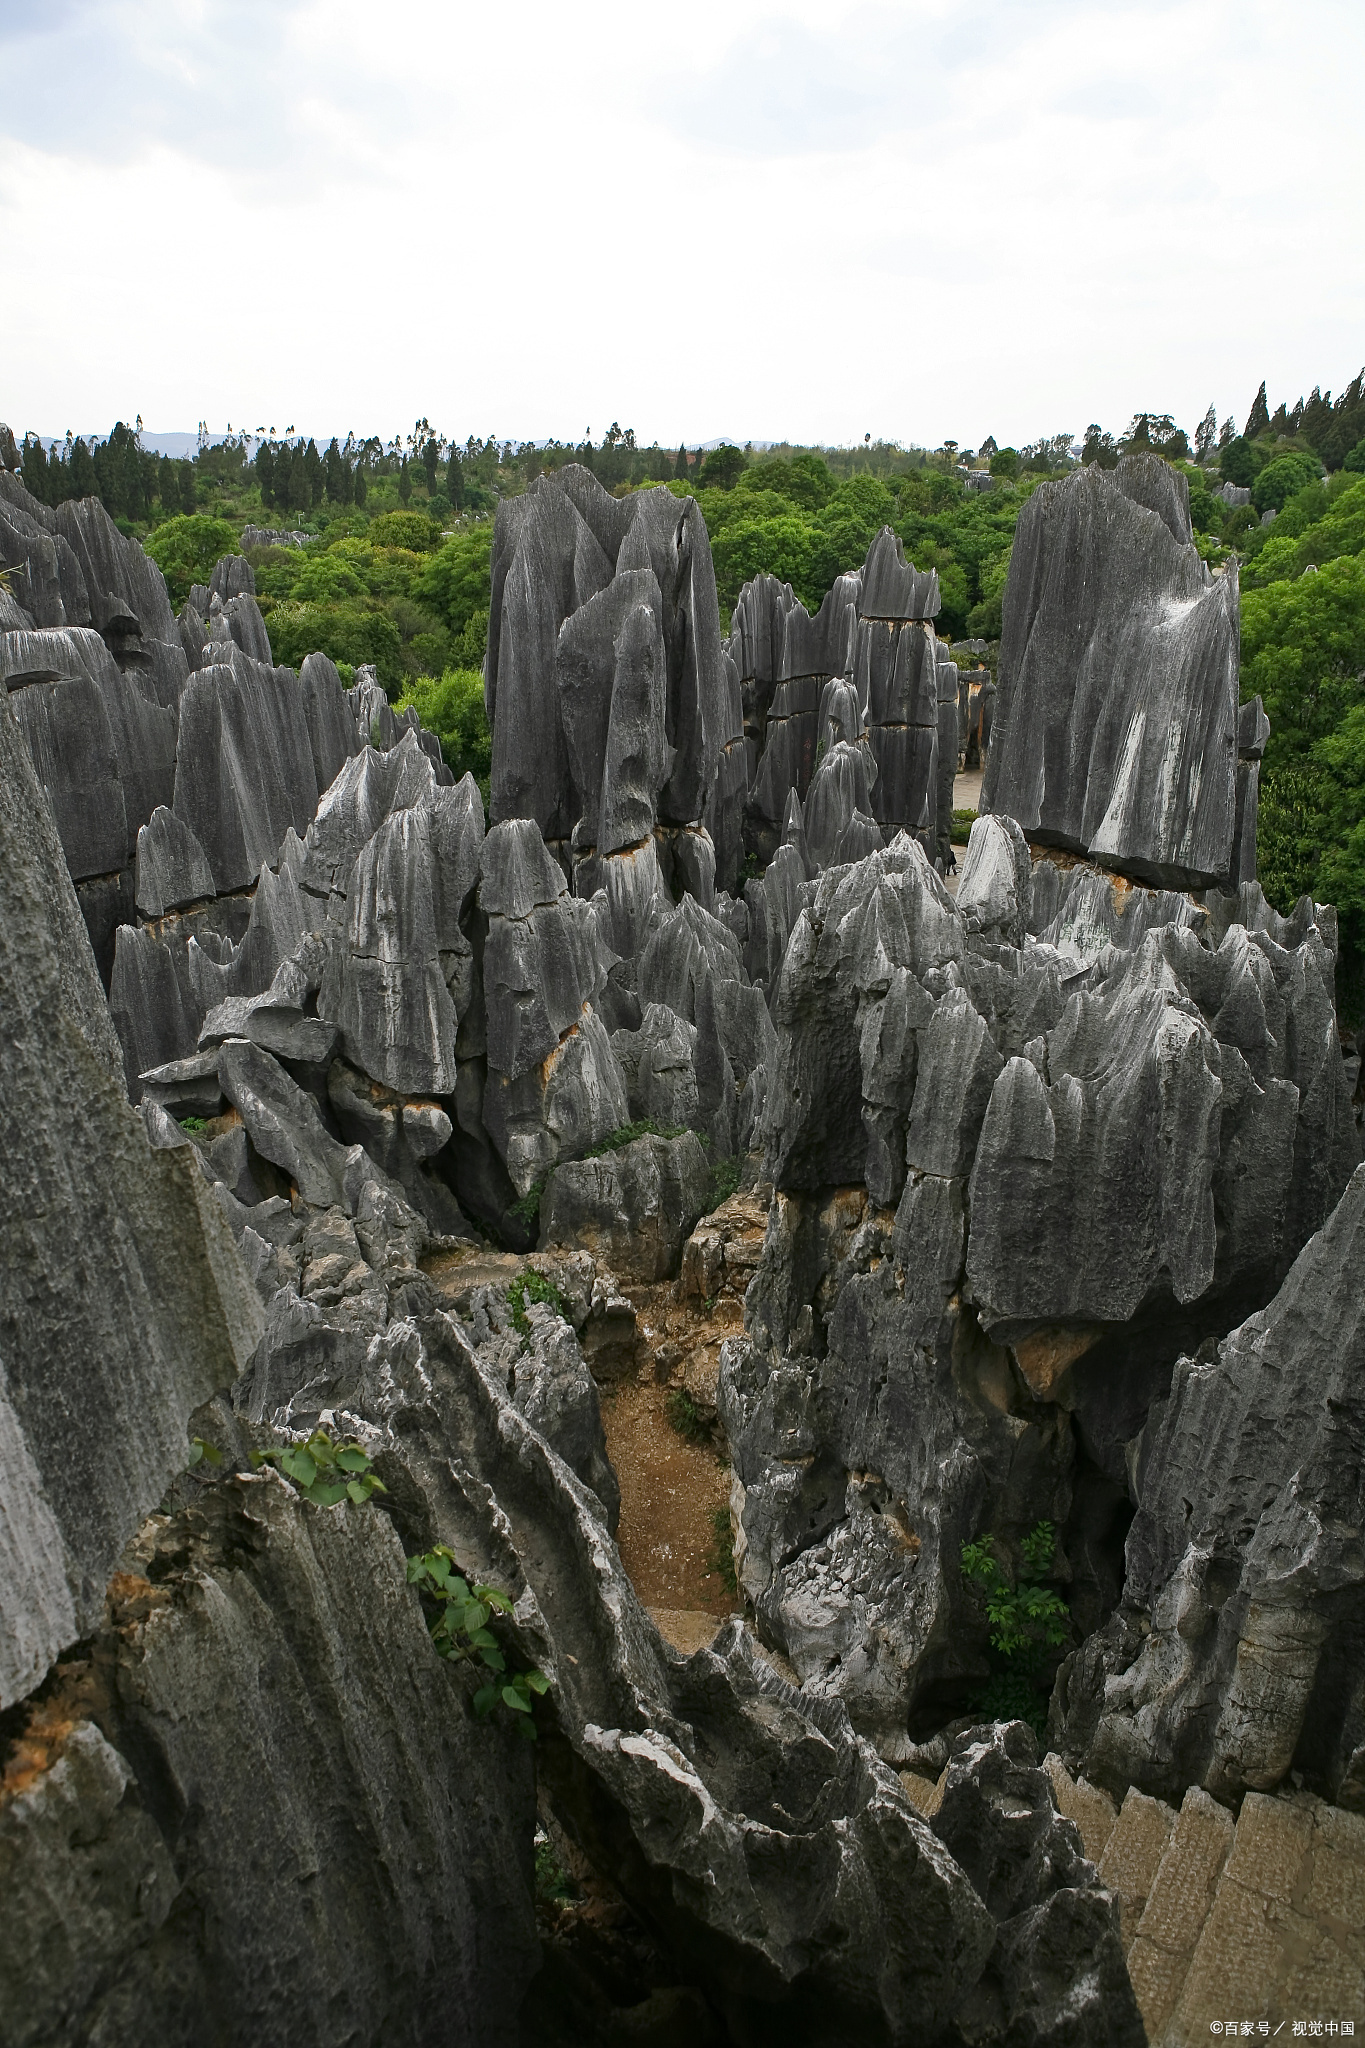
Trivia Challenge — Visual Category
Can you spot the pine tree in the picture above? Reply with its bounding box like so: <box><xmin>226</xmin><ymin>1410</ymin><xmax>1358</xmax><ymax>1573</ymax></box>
<box><xmin>354</xmin><ymin>462</ymin><xmax>367</xmax><ymax>508</ymax></box>
<box><xmin>179</xmin><ymin>460</ymin><xmax>197</xmax><ymax>514</ymax></box>
<box><xmin>324</xmin><ymin>437</ymin><xmax>344</xmax><ymax>502</ymax></box>
<box><xmin>69</xmin><ymin>438</ymin><xmax>97</xmax><ymax>500</ymax></box>
<box><xmin>1244</xmin><ymin>380</ymin><xmax>1270</xmax><ymax>439</ymax></box>
<box><xmin>304</xmin><ymin>438</ymin><xmax>323</xmax><ymax>508</ymax></box>
<box><xmin>446</xmin><ymin>450</ymin><xmax>464</xmax><ymax>508</ymax></box>
<box><xmin>256</xmin><ymin>444</ymin><xmax>276</xmax><ymax>509</ymax></box>
<box><xmin>423</xmin><ymin>438</ymin><xmax>439</xmax><ymax>495</ymax></box>
<box><xmin>674</xmin><ymin>444</ymin><xmax>688</xmax><ymax>479</ymax></box>
<box><xmin>20</xmin><ymin>436</ymin><xmax>50</xmax><ymax>504</ymax></box>
<box><xmin>398</xmin><ymin>456</ymin><xmax>413</xmax><ymax>505</ymax></box>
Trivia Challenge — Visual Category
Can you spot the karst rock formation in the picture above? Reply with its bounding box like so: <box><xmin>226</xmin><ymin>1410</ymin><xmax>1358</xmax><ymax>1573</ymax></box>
<box><xmin>1</xmin><ymin>436</ymin><xmax>1361</xmax><ymax>2046</ymax></box>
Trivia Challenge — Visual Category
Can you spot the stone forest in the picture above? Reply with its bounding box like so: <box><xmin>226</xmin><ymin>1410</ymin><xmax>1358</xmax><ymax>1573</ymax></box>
<box><xmin>1</xmin><ymin>427</ymin><xmax>1362</xmax><ymax>2047</ymax></box>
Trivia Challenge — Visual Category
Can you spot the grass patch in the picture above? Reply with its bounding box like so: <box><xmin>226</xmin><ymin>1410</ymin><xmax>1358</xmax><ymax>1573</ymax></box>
<box><xmin>178</xmin><ymin>1115</ymin><xmax>208</xmax><ymax>1133</ymax></box>
<box><xmin>587</xmin><ymin>1119</ymin><xmax>685</xmax><ymax>1157</ymax></box>
<box><xmin>665</xmin><ymin>1387</ymin><xmax>709</xmax><ymax>1444</ymax></box>
<box><xmin>707</xmin><ymin>1505</ymin><xmax>738</xmax><ymax>1596</ymax></box>
<box><xmin>950</xmin><ymin>808</ymin><xmax>977</xmax><ymax>844</ymax></box>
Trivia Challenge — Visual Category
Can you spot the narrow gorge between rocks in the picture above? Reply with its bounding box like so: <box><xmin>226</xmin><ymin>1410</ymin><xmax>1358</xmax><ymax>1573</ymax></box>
<box><xmin>1</xmin><ymin>433</ymin><xmax>1362</xmax><ymax>2048</ymax></box>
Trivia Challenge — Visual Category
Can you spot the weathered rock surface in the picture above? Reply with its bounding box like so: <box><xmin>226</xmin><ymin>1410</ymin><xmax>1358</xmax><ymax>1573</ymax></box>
<box><xmin>722</xmin><ymin>828</ymin><xmax>1357</xmax><ymax>1748</ymax></box>
<box><xmin>0</xmin><ymin>1476</ymin><xmax>538</xmax><ymax>2048</ymax></box>
<box><xmin>1055</xmin><ymin>1158</ymin><xmax>1365</xmax><ymax>1813</ymax></box>
<box><xmin>539</xmin><ymin>1129</ymin><xmax>711</xmax><ymax>1282</ymax></box>
<box><xmin>0</xmin><ymin>695</ymin><xmax>261</xmax><ymax>1712</ymax></box>
<box><xmin>982</xmin><ymin>457</ymin><xmax>1241</xmax><ymax>888</ymax></box>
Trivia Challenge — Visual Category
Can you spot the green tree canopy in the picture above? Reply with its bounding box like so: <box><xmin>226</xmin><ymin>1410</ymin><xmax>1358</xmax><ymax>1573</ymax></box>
<box><xmin>698</xmin><ymin>444</ymin><xmax>748</xmax><ymax>491</ymax></box>
<box><xmin>1251</xmin><ymin>452</ymin><xmax>1322</xmax><ymax>514</ymax></box>
<box><xmin>144</xmin><ymin>514</ymin><xmax>240</xmax><ymax>606</ymax></box>
<box><xmin>413</xmin><ymin>523</ymin><xmax>494</xmax><ymax>635</ymax></box>
<box><xmin>368</xmin><ymin>509</ymin><xmax>443</xmax><ymax>552</ymax></box>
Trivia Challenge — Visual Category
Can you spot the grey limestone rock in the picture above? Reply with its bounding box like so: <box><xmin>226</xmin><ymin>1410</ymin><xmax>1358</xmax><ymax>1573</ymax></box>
<box><xmin>955</xmin><ymin>813</ymin><xmax>1033</xmax><ymax>949</ymax></box>
<box><xmin>613</xmin><ymin>1001</ymin><xmax>700</xmax><ymax>1128</ymax></box>
<box><xmin>488</xmin><ymin>468</ymin><xmax>725</xmax><ymax>847</ymax></box>
<box><xmin>982</xmin><ymin>457</ymin><xmax>1240</xmax><ymax>888</ymax></box>
<box><xmin>478</xmin><ymin>817</ymin><xmax>627</xmax><ymax>1192</ymax></box>
<box><xmin>931</xmin><ymin>1724</ymin><xmax>1143</xmax><ymax>2047</ymax></box>
<box><xmin>556</xmin><ymin>565</ymin><xmax>673</xmax><ymax>855</ymax></box>
<box><xmin>1058</xmin><ymin>1159</ymin><xmax>1365</xmax><ymax>1812</ymax></box>
<box><xmin>297</xmin><ymin>649</ymin><xmax>360</xmax><ymax>794</ymax></box>
<box><xmin>135</xmin><ymin>804</ymin><xmax>215</xmax><ymax>917</ymax></box>
<box><xmin>208</xmin><ymin>551</ymin><xmax>256</xmax><ymax>602</ymax></box>
<box><xmin>318</xmin><ymin>771</ymin><xmax>484</xmax><ymax>1096</ymax></box>
<box><xmin>217</xmin><ymin>1037</ymin><xmax>357</xmax><ymax>1209</ymax></box>
<box><xmin>173</xmin><ymin>650</ymin><xmax>321</xmax><ymax>892</ymax></box>
<box><xmin>0</xmin><ymin>699</ymin><xmax>261</xmax><ymax>1711</ymax></box>
<box><xmin>538</xmin><ymin>1129</ymin><xmax>710</xmax><ymax>1282</ymax></box>
<box><xmin>732</xmin><ymin>826</ymin><xmax>1358</xmax><ymax>1746</ymax></box>
<box><xmin>0</xmin><ymin>1476</ymin><xmax>537</xmax><ymax>2047</ymax></box>
<box><xmin>342</xmin><ymin>1306</ymin><xmax>1002</xmax><ymax>2045</ymax></box>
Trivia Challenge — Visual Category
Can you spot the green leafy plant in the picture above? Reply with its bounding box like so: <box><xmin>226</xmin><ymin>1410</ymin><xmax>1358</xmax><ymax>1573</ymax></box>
<box><xmin>534</xmin><ymin>1829</ymin><xmax>578</xmax><ymax>1903</ymax></box>
<box><xmin>950</xmin><ymin>808</ymin><xmax>978</xmax><ymax>844</ymax></box>
<box><xmin>406</xmin><ymin>1546</ymin><xmax>548</xmax><ymax>1738</ymax></box>
<box><xmin>707</xmin><ymin>1504</ymin><xmax>738</xmax><ymax>1596</ymax></box>
<box><xmin>251</xmin><ymin>1429</ymin><xmax>387</xmax><ymax>1507</ymax></box>
<box><xmin>505</xmin><ymin>1270</ymin><xmax>568</xmax><ymax>1335</ymax></box>
<box><xmin>960</xmin><ymin>1522</ymin><xmax>1069</xmax><ymax>1738</ymax></box>
<box><xmin>179</xmin><ymin>1115</ymin><xmax>208</xmax><ymax>1133</ymax></box>
<box><xmin>509</xmin><ymin>1174</ymin><xmax>549</xmax><ymax>1231</ymax></box>
<box><xmin>665</xmin><ymin>1387</ymin><xmax>708</xmax><ymax>1445</ymax></box>
<box><xmin>187</xmin><ymin>1435</ymin><xmax>222</xmax><ymax>1471</ymax></box>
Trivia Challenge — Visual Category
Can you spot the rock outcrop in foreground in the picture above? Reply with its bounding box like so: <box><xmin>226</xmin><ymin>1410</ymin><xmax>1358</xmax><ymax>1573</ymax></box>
<box><xmin>2</xmin><ymin>425</ymin><xmax>1360</xmax><ymax>2043</ymax></box>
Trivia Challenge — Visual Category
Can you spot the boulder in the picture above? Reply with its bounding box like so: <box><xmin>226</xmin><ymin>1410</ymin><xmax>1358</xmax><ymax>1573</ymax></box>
<box><xmin>538</xmin><ymin>1130</ymin><xmax>710</xmax><ymax>1282</ymax></box>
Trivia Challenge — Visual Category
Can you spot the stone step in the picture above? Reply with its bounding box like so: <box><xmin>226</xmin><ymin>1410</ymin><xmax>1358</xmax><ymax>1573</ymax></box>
<box><xmin>1099</xmin><ymin>1786</ymin><xmax>1179</xmax><ymax>1954</ymax></box>
<box><xmin>1161</xmin><ymin>1791</ymin><xmax>1365</xmax><ymax>2044</ymax></box>
<box><xmin>1044</xmin><ymin>1751</ymin><xmax>1120</xmax><ymax>1864</ymax></box>
<box><xmin>1125</xmin><ymin>1785</ymin><xmax>1234</xmax><ymax>2045</ymax></box>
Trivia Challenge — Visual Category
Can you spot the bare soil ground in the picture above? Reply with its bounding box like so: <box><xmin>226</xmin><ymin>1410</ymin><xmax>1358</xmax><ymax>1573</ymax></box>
<box><xmin>598</xmin><ymin>1379</ymin><xmax>733</xmax><ymax>1617</ymax></box>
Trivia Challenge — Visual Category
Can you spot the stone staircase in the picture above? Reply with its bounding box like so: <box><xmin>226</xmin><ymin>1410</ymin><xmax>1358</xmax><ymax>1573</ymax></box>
<box><xmin>1043</xmin><ymin>1756</ymin><xmax>1365</xmax><ymax>2042</ymax></box>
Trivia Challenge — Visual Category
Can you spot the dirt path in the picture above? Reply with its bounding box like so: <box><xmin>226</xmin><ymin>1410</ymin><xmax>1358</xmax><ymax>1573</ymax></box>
<box><xmin>598</xmin><ymin>1381</ymin><xmax>734</xmax><ymax>1617</ymax></box>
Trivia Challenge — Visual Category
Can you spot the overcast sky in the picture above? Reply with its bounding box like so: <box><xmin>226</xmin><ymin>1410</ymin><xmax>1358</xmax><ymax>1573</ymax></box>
<box><xmin>2</xmin><ymin>0</ymin><xmax>1361</xmax><ymax>452</ymax></box>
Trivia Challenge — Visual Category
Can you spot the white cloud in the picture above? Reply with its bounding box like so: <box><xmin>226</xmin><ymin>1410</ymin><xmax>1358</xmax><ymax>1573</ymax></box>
<box><xmin>1</xmin><ymin>0</ymin><xmax>1361</xmax><ymax>448</ymax></box>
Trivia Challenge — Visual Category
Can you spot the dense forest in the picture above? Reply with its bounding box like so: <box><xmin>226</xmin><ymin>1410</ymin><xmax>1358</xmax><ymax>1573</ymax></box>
<box><xmin>13</xmin><ymin>369</ymin><xmax>1365</xmax><ymax>1010</ymax></box>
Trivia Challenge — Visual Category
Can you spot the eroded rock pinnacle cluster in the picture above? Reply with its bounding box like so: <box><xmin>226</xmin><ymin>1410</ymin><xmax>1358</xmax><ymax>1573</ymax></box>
<box><xmin>1</xmin><ymin>440</ymin><xmax>1360</xmax><ymax>2046</ymax></box>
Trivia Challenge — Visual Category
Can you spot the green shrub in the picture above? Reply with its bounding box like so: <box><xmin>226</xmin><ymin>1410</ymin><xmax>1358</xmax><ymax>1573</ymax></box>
<box><xmin>587</xmin><ymin>1119</ymin><xmax>685</xmax><ymax>1157</ymax></box>
<box><xmin>665</xmin><ymin>1387</ymin><xmax>708</xmax><ymax>1444</ymax></box>
<box><xmin>1252</xmin><ymin>451</ymin><xmax>1322</xmax><ymax>515</ymax></box>
<box><xmin>406</xmin><ymin>1546</ymin><xmax>548</xmax><ymax>1737</ymax></box>
<box><xmin>960</xmin><ymin>1521</ymin><xmax>1069</xmax><ymax>1736</ymax></box>
<box><xmin>394</xmin><ymin>667</ymin><xmax>491</xmax><ymax>793</ymax></box>
<box><xmin>265</xmin><ymin>598</ymin><xmax>404</xmax><ymax>693</ymax></box>
<box><xmin>413</xmin><ymin>523</ymin><xmax>494</xmax><ymax>637</ymax></box>
<box><xmin>509</xmin><ymin>1175</ymin><xmax>549</xmax><ymax>1233</ymax></box>
<box><xmin>251</xmin><ymin>1429</ymin><xmax>387</xmax><ymax>1507</ymax></box>
<box><xmin>950</xmin><ymin>808</ymin><xmax>977</xmax><ymax>844</ymax></box>
<box><xmin>144</xmin><ymin>513</ymin><xmax>239</xmax><ymax>606</ymax></box>
<box><xmin>505</xmin><ymin>1270</ymin><xmax>568</xmax><ymax>1335</ymax></box>
<box><xmin>707</xmin><ymin>1504</ymin><xmax>738</xmax><ymax>1596</ymax></box>
<box><xmin>367</xmin><ymin>509</ymin><xmax>442</xmax><ymax>552</ymax></box>
<box><xmin>704</xmin><ymin>1156</ymin><xmax>742</xmax><ymax>1213</ymax></box>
